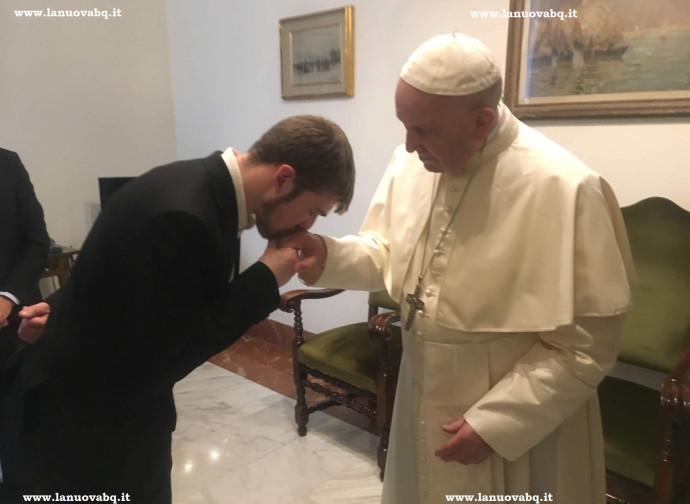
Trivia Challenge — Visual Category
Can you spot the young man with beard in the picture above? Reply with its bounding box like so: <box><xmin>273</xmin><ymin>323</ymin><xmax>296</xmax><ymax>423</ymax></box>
<box><xmin>11</xmin><ymin>115</ymin><xmax>354</xmax><ymax>502</ymax></box>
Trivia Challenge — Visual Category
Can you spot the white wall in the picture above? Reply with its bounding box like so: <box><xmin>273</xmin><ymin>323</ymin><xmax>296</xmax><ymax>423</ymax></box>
<box><xmin>167</xmin><ymin>0</ymin><xmax>689</xmax><ymax>335</ymax></box>
<box><xmin>1</xmin><ymin>0</ymin><xmax>176</xmax><ymax>249</ymax></box>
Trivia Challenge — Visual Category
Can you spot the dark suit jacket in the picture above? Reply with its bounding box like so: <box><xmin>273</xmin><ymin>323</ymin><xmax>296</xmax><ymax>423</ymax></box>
<box><xmin>0</xmin><ymin>148</ymin><xmax>49</xmax><ymax>372</ymax></box>
<box><xmin>29</xmin><ymin>151</ymin><xmax>279</xmax><ymax>431</ymax></box>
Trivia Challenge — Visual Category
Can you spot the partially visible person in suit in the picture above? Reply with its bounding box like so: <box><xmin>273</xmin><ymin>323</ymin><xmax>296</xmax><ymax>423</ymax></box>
<box><xmin>0</xmin><ymin>148</ymin><xmax>50</xmax><ymax>369</ymax></box>
<box><xmin>0</xmin><ymin>147</ymin><xmax>50</xmax><ymax>497</ymax></box>
<box><xmin>15</xmin><ymin>115</ymin><xmax>355</xmax><ymax>503</ymax></box>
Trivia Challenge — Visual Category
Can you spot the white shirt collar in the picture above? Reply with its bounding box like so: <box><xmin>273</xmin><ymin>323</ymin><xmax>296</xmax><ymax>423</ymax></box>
<box><xmin>221</xmin><ymin>147</ymin><xmax>256</xmax><ymax>233</ymax></box>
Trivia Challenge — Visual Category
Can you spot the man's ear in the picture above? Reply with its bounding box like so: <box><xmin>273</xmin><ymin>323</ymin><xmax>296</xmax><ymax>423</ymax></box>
<box><xmin>473</xmin><ymin>107</ymin><xmax>497</xmax><ymax>140</ymax></box>
<box><xmin>272</xmin><ymin>164</ymin><xmax>296</xmax><ymax>197</ymax></box>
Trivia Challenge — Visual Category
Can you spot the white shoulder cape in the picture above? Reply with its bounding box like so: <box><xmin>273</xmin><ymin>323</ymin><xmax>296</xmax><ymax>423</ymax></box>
<box><xmin>316</xmin><ymin>105</ymin><xmax>636</xmax><ymax>332</ymax></box>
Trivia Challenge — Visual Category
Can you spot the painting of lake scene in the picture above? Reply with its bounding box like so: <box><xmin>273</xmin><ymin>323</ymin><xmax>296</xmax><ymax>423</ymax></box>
<box><xmin>280</xmin><ymin>6</ymin><xmax>354</xmax><ymax>100</ymax></box>
<box><xmin>505</xmin><ymin>0</ymin><xmax>690</xmax><ymax>117</ymax></box>
<box><xmin>291</xmin><ymin>25</ymin><xmax>343</xmax><ymax>86</ymax></box>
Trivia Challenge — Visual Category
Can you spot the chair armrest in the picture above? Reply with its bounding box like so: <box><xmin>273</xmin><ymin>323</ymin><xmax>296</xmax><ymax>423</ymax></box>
<box><xmin>279</xmin><ymin>288</ymin><xmax>344</xmax><ymax>313</ymax></box>
<box><xmin>660</xmin><ymin>346</ymin><xmax>690</xmax><ymax>421</ymax></box>
<box><xmin>368</xmin><ymin>312</ymin><xmax>401</xmax><ymax>343</ymax></box>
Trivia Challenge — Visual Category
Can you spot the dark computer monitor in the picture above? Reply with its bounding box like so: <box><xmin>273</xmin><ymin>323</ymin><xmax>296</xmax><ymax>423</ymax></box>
<box><xmin>98</xmin><ymin>177</ymin><xmax>134</xmax><ymax>208</ymax></box>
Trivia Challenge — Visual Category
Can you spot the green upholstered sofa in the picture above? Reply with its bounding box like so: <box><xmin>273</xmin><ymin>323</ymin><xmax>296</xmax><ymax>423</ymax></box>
<box><xmin>599</xmin><ymin>197</ymin><xmax>690</xmax><ymax>504</ymax></box>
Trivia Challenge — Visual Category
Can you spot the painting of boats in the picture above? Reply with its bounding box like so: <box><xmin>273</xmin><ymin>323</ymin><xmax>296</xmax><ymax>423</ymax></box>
<box><xmin>504</xmin><ymin>0</ymin><xmax>690</xmax><ymax>118</ymax></box>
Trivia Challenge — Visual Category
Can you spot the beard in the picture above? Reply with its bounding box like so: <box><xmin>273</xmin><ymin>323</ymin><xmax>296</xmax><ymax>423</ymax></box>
<box><xmin>256</xmin><ymin>221</ymin><xmax>299</xmax><ymax>241</ymax></box>
<box><xmin>255</xmin><ymin>190</ymin><xmax>302</xmax><ymax>240</ymax></box>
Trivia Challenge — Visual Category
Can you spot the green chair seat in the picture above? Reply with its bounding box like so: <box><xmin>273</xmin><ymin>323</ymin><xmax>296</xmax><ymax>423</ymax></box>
<box><xmin>298</xmin><ymin>322</ymin><xmax>402</xmax><ymax>394</ymax></box>
<box><xmin>599</xmin><ymin>376</ymin><xmax>663</xmax><ymax>486</ymax></box>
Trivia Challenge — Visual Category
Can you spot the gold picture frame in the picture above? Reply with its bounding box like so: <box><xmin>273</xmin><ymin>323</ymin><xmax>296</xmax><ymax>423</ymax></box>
<box><xmin>279</xmin><ymin>6</ymin><xmax>354</xmax><ymax>100</ymax></box>
<box><xmin>504</xmin><ymin>0</ymin><xmax>690</xmax><ymax>119</ymax></box>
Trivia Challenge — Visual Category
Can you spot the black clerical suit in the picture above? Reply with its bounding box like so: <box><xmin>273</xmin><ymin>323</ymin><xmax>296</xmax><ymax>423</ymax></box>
<box><xmin>24</xmin><ymin>152</ymin><xmax>279</xmax><ymax>502</ymax></box>
<box><xmin>0</xmin><ymin>149</ymin><xmax>49</xmax><ymax>500</ymax></box>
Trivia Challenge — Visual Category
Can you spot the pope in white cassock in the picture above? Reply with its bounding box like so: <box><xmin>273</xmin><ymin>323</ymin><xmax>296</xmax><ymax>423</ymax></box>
<box><xmin>284</xmin><ymin>33</ymin><xmax>636</xmax><ymax>504</ymax></box>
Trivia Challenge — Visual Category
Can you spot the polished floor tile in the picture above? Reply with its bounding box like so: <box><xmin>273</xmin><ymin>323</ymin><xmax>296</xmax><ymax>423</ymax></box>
<box><xmin>171</xmin><ymin>361</ymin><xmax>383</xmax><ymax>503</ymax></box>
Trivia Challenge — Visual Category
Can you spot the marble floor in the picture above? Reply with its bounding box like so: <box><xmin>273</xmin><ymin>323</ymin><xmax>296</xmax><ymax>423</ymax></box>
<box><xmin>170</xmin><ymin>335</ymin><xmax>383</xmax><ymax>504</ymax></box>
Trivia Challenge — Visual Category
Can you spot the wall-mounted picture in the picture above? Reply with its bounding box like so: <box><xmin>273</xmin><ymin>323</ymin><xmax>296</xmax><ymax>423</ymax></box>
<box><xmin>279</xmin><ymin>6</ymin><xmax>354</xmax><ymax>100</ymax></box>
<box><xmin>504</xmin><ymin>0</ymin><xmax>690</xmax><ymax>118</ymax></box>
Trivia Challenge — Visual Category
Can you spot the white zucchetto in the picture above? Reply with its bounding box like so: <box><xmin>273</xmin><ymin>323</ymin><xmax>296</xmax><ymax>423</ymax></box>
<box><xmin>401</xmin><ymin>33</ymin><xmax>502</xmax><ymax>96</ymax></box>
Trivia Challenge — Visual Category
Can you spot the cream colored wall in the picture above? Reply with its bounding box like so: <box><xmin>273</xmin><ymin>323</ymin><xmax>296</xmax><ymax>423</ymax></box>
<box><xmin>1</xmin><ymin>0</ymin><xmax>176</xmax><ymax>249</ymax></box>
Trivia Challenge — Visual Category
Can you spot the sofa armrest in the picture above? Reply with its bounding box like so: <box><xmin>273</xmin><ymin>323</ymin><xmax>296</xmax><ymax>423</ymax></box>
<box><xmin>661</xmin><ymin>347</ymin><xmax>690</xmax><ymax>421</ymax></box>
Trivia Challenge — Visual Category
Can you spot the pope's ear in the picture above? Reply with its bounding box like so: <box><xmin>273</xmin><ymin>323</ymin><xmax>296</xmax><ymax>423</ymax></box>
<box><xmin>473</xmin><ymin>107</ymin><xmax>497</xmax><ymax>138</ymax></box>
<box><xmin>272</xmin><ymin>164</ymin><xmax>296</xmax><ymax>196</ymax></box>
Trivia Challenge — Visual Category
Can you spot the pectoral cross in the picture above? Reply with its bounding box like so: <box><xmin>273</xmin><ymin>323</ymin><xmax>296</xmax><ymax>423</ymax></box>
<box><xmin>405</xmin><ymin>280</ymin><xmax>425</xmax><ymax>331</ymax></box>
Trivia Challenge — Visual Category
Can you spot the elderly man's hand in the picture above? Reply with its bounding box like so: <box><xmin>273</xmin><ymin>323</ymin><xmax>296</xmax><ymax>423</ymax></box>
<box><xmin>434</xmin><ymin>417</ymin><xmax>494</xmax><ymax>464</ymax></box>
<box><xmin>18</xmin><ymin>302</ymin><xmax>51</xmax><ymax>344</ymax></box>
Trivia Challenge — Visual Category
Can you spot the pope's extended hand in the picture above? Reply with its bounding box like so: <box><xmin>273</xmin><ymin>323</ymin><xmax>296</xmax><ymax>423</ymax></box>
<box><xmin>434</xmin><ymin>417</ymin><xmax>493</xmax><ymax>464</ymax></box>
<box><xmin>259</xmin><ymin>240</ymin><xmax>299</xmax><ymax>287</ymax></box>
<box><xmin>18</xmin><ymin>302</ymin><xmax>51</xmax><ymax>344</ymax></box>
<box><xmin>278</xmin><ymin>231</ymin><xmax>326</xmax><ymax>273</ymax></box>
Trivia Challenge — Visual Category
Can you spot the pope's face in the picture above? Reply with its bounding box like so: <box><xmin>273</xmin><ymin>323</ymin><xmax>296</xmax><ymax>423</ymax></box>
<box><xmin>395</xmin><ymin>79</ymin><xmax>484</xmax><ymax>174</ymax></box>
<box><xmin>256</xmin><ymin>190</ymin><xmax>338</xmax><ymax>240</ymax></box>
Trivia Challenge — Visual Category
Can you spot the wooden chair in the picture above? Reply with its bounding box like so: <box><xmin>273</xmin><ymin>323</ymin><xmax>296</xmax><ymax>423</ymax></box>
<box><xmin>279</xmin><ymin>288</ymin><xmax>402</xmax><ymax>479</ymax></box>
<box><xmin>599</xmin><ymin>197</ymin><xmax>690</xmax><ymax>504</ymax></box>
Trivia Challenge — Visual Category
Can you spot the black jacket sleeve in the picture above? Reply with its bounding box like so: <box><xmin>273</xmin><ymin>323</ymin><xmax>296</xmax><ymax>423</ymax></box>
<box><xmin>115</xmin><ymin>211</ymin><xmax>279</xmax><ymax>385</ymax></box>
<box><xmin>0</xmin><ymin>151</ymin><xmax>50</xmax><ymax>303</ymax></box>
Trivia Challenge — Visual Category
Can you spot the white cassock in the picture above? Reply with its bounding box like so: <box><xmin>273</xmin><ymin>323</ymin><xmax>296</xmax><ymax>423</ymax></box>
<box><xmin>307</xmin><ymin>104</ymin><xmax>636</xmax><ymax>503</ymax></box>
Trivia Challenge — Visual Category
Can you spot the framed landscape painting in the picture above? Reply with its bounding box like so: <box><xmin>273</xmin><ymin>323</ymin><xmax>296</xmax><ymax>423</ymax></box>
<box><xmin>279</xmin><ymin>6</ymin><xmax>354</xmax><ymax>100</ymax></box>
<box><xmin>504</xmin><ymin>0</ymin><xmax>690</xmax><ymax>118</ymax></box>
